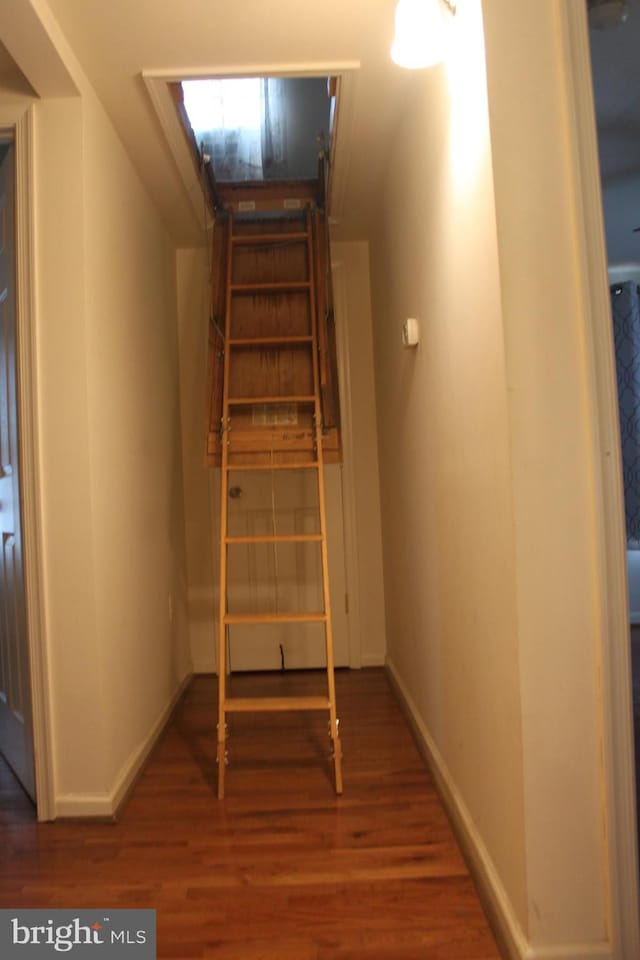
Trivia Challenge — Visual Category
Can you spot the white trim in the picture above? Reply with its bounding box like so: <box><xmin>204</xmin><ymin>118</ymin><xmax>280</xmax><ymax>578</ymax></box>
<box><xmin>142</xmin><ymin>61</ymin><xmax>361</xmax><ymax>82</ymax></box>
<box><xmin>332</xmin><ymin>259</ymin><xmax>362</xmax><ymax>668</ymax></box>
<box><xmin>386</xmin><ymin>658</ymin><xmax>613</xmax><ymax>960</ymax></box>
<box><xmin>526</xmin><ymin>947</ymin><xmax>612</xmax><ymax>960</ymax></box>
<box><xmin>142</xmin><ymin>61</ymin><xmax>359</xmax><ymax>233</ymax></box>
<box><xmin>608</xmin><ymin>264</ymin><xmax>640</xmax><ymax>283</ymax></box>
<box><xmin>559</xmin><ymin>5</ymin><xmax>640</xmax><ymax>959</ymax></box>
<box><xmin>142</xmin><ymin>73</ymin><xmax>208</xmax><ymax>232</ymax></box>
<box><xmin>54</xmin><ymin>794</ymin><xmax>115</xmax><ymax>819</ymax></box>
<box><xmin>326</xmin><ymin>72</ymin><xmax>355</xmax><ymax>229</ymax></box>
<box><xmin>55</xmin><ymin>672</ymin><xmax>192</xmax><ymax>819</ymax></box>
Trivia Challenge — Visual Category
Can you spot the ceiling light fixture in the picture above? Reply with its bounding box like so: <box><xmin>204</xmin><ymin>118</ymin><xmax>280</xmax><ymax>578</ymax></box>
<box><xmin>391</xmin><ymin>0</ymin><xmax>457</xmax><ymax>70</ymax></box>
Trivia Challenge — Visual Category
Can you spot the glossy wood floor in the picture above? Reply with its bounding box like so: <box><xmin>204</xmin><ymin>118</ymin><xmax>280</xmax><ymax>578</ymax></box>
<box><xmin>0</xmin><ymin>669</ymin><xmax>502</xmax><ymax>959</ymax></box>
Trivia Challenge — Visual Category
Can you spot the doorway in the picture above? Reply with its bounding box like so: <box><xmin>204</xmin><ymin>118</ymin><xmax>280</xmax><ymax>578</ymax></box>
<box><xmin>0</xmin><ymin>133</ymin><xmax>35</xmax><ymax>806</ymax></box>
<box><xmin>587</xmin><ymin>0</ymin><xmax>640</xmax><ymax>845</ymax></box>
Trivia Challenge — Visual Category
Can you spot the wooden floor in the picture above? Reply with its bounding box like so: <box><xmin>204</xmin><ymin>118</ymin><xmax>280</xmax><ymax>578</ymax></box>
<box><xmin>0</xmin><ymin>669</ymin><xmax>502</xmax><ymax>960</ymax></box>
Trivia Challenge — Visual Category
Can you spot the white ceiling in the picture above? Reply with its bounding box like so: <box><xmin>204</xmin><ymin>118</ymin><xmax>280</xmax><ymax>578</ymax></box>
<box><xmin>5</xmin><ymin>1</ymin><xmax>638</xmax><ymax>263</ymax></box>
<box><xmin>24</xmin><ymin>0</ymin><xmax>420</xmax><ymax>247</ymax></box>
<box><xmin>0</xmin><ymin>39</ymin><xmax>35</xmax><ymax>100</ymax></box>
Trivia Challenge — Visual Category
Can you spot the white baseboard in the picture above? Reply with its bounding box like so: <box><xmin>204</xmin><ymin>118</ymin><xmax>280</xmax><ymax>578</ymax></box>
<box><xmin>191</xmin><ymin>660</ymin><xmax>215</xmax><ymax>674</ymax></box>
<box><xmin>526</xmin><ymin>946</ymin><xmax>612</xmax><ymax>960</ymax></box>
<box><xmin>54</xmin><ymin>793</ymin><xmax>117</xmax><ymax>819</ymax></box>
<box><xmin>192</xmin><ymin>659</ymin><xmax>385</xmax><ymax>672</ymax></box>
<box><xmin>384</xmin><ymin>658</ymin><xmax>613</xmax><ymax>960</ymax></box>
<box><xmin>54</xmin><ymin>672</ymin><xmax>192</xmax><ymax>819</ymax></box>
<box><xmin>360</xmin><ymin>652</ymin><xmax>385</xmax><ymax>667</ymax></box>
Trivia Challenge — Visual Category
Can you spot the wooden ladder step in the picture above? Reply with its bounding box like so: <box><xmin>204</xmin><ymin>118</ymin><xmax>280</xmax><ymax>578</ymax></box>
<box><xmin>231</xmin><ymin>232</ymin><xmax>309</xmax><ymax>246</ymax></box>
<box><xmin>229</xmin><ymin>336</ymin><xmax>313</xmax><ymax>347</ymax></box>
<box><xmin>224</xmin><ymin>612</ymin><xmax>327</xmax><ymax>625</ymax></box>
<box><xmin>225</xmin><ymin>696</ymin><xmax>331</xmax><ymax>713</ymax></box>
<box><xmin>227</xmin><ymin>394</ymin><xmax>316</xmax><ymax>406</ymax></box>
<box><xmin>225</xmin><ymin>461</ymin><xmax>319</xmax><ymax>472</ymax></box>
<box><xmin>226</xmin><ymin>534</ymin><xmax>322</xmax><ymax>544</ymax></box>
<box><xmin>230</xmin><ymin>281</ymin><xmax>311</xmax><ymax>294</ymax></box>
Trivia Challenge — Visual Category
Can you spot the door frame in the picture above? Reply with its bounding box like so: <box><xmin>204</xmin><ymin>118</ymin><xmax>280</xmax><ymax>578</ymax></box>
<box><xmin>561</xmin><ymin>4</ymin><xmax>640</xmax><ymax>956</ymax></box>
<box><xmin>142</xmin><ymin>61</ymin><xmax>360</xmax><ymax>236</ymax></box>
<box><xmin>0</xmin><ymin>99</ymin><xmax>54</xmax><ymax>821</ymax></box>
<box><xmin>331</xmin><ymin>258</ymin><xmax>362</xmax><ymax>668</ymax></box>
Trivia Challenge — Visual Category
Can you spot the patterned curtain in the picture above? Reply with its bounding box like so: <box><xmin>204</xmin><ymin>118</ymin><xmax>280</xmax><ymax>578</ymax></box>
<box><xmin>611</xmin><ymin>281</ymin><xmax>640</xmax><ymax>547</ymax></box>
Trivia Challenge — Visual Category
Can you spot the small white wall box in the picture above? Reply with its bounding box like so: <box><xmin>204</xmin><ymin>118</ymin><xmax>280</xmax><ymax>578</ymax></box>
<box><xmin>402</xmin><ymin>317</ymin><xmax>420</xmax><ymax>347</ymax></box>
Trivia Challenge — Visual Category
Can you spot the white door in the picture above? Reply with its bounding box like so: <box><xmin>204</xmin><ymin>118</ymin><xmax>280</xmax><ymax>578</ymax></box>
<box><xmin>0</xmin><ymin>139</ymin><xmax>35</xmax><ymax>801</ymax></box>
<box><xmin>224</xmin><ymin>463</ymin><xmax>349</xmax><ymax>670</ymax></box>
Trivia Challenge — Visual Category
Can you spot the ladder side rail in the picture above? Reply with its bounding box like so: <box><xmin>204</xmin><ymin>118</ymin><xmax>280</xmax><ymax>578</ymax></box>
<box><xmin>314</xmin><ymin>208</ymin><xmax>340</xmax><ymax>431</ymax></box>
<box><xmin>217</xmin><ymin>210</ymin><xmax>235</xmax><ymax>799</ymax></box>
<box><xmin>306</xmin><ymin>208</ymin><xmax>343</xmax><ymax>794</ymax></box>
<box><xmin>313</xmin><ymin>207</ymin><xmax>329</xmax><ymax>393</ymax></box>
<box><xmin>205</xmin><ymin>219</ymin><xmax>229</xmax><ymax>464</ymax></box>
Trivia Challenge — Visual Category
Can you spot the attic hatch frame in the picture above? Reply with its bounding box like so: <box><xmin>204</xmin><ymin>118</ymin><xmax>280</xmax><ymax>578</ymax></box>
<box><xmin>142</xmin><ymin>62</ymin><xmax>360</xmax><ymax>234</ymax></box>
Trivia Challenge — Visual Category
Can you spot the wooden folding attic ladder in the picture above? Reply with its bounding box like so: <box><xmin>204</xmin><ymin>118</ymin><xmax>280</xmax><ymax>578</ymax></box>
<box><xmin>207</xmin><ymin>181</ymin><xmax>343</xmax><ymax>799</ymax></box>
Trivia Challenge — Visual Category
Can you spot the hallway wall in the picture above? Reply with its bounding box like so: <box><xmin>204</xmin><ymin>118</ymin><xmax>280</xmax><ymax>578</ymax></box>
<box><xmin>369</xmin><ymin>0</ymin><xmax>527</xmax><ymax>938</ymax></box>
<box><xmin>27</xmin><ymin>15</ymin><xmax>191</xmax><ymax>815</ymax></box>
<box><xmin>482</xmin><ymin>0</ymin><xmax>608</xmax><ymax>950</ymax></box>
<box><xmin>175</xmin><ymin>247</ymin><xmax>216</xmax><ymax>672</ymax></box>
<box><xmin>370</xmin><ymin>0</ymin><xmax>609</xmax><ymax>956</ymax></box>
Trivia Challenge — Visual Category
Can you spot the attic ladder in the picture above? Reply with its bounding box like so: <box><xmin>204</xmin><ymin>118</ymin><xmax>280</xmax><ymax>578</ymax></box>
<box><xmin>216</xmin><ymin>206</ymin><xmax>343</xmax><ymax>799</ymax></box>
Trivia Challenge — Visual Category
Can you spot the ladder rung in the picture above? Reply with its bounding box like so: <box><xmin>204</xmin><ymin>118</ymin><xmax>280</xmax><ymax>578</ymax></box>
<box><xmin>229</xmin><ymin>336</ymin><xmax>313</xmax><ymax>347</ymax></box>
<box><xmin>230</xmin><ymin>281</ymin><xmax>311</xmax><ymax>294</ymax></box>
<box><xmin>227</xmin><ymin>395</ymin><xmax>316</xmax><ymax>406</ymax></box>
<box><xmin>231</xmin><ymin>232</ymin><xmax>309</xmax><ymax>246</ymax></box>
<box><xmin>224</xmin><ymin>696</ymin><xmax>331</xmax><ymax>713</ymax></box>
<box><xmin>225</xmin><ymin>461</ymin><xmax>319</xmax><ymax>472</ymax></box>
<box><xmin>225</xmin><ymin>534</ymin><xmax>322</xmax><ymax>544</ymax></box>
<box><xmin>224</xmin><ymin>612</ymin><xmax>326</xmax><ymax>624</ymax></box>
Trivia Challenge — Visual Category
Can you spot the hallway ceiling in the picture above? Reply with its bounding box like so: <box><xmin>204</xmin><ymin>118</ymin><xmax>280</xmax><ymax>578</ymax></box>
<box><xmin>589</xmin><ymin>0</ymin><xmax>640</xmax><ymax>264</ymax></box>
<box><xmin>34</xmin><ymin>0</ymin><xmax>418</xmax><ymax>246</ymax></box>
<box><xmin>5</xmin><ymin>2</ymin><xmax>640</xmax><ymax>265</ymax></box>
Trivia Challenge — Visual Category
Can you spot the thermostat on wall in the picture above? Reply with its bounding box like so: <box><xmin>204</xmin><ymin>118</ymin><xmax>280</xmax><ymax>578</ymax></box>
<box><xmin>402</xmin><ymin>317</ymin><xmax>420</xmax><ymax>348</ymax></box>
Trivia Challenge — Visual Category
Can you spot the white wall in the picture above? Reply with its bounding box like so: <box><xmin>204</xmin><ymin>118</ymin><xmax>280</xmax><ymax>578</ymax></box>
<box><xmin>332</xmin><ymin>241</ymin><xmax>386</xmax><ymax>667</ymax></box>
<box><xmin>34</xmin><ymin>97</ymin><xmax>107</xmax><ymax>801</ymax></box>
<box><xmin>483</xmin><ymin>0</ymin><xmax>608</xmax><ymax>949</ymax></box>
<box><xmin>25</xmin><ymin>12</ymin><xmax>191</xmax><ymax>814</ymax></box>
<box><xmin>82</xmin><ymin>87</ymin><xmax>191</xmax><ymax>793</ymax></box>
<box><xmin>370</xmin><ymin>0</ymin><xmax>610</xmax><ymax>957</ymax></box>
<box><xmin>369</xmin><ymin>0</ymin><xmax>528</xmax><ymax>938</ymax></box>
<box><xmin>175</xmin><ymin>246</ymin><xmax>216</xmax><ymax>672</ymax></box>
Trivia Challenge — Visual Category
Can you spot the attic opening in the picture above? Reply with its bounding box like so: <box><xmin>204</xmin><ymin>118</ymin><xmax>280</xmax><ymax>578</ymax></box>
<box><xmin>167</xmin><ymin>73</ymin><xmax>342</xmax><ymax>472</ymax></box>
<box><xmin>171</xmin><ymin>74</ymin><xmax>338</xmax><ymax>218</ymax></box>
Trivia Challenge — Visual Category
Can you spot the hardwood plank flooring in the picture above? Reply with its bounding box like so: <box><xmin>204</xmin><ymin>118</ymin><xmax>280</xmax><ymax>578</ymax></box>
<box><xmin>0</xmin><ymin>669</ymin><xmax>502</xmax><ymax>959</ymax></box>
